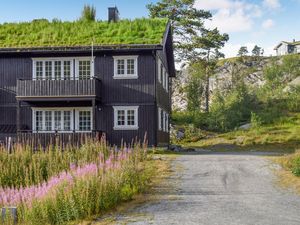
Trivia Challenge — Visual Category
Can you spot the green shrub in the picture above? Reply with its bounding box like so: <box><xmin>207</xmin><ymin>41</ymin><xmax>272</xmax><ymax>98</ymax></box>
<box><xmin>251</xmin><ymin>112</ymin><xmax>262</xmax><ymax>128</ymax></box>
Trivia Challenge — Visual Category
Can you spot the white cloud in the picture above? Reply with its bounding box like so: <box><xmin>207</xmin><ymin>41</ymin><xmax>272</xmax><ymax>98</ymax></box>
<box><xmin>263</xmin><ymin>0</ymin><xmax>281</xmax><ymax>9</ymax></box>
<box><xmin>194</xmin><ymin>0</ymin><xmax>232</xmax><ymax>10</ymax></box>
<box><xmin>262</xmin><ymin>19</ymin><xmax>274</xmax><ymax>29</ymax></box>
<box><xmin>194</xmin><ymin>0</ymin><xmax>262</xmax><ymax>33</ymax></box>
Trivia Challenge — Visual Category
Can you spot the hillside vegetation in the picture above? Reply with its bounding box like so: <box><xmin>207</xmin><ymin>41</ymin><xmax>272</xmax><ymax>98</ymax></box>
<box><xmin>172</xmin><ymin>54</ymin><xmax>300</xmax><ymax>151</ymax></box>
<box><xmin>0</xmin><ymin>18</ymin><xmax>168</xmax><ymax>48</ymax></box>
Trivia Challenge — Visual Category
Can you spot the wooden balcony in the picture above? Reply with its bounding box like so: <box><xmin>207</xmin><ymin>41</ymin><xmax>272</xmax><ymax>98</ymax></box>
<box><xmin>16</xmin><ymin>78</ymin><xmax>101</xmax><ymax>102</ymax></box>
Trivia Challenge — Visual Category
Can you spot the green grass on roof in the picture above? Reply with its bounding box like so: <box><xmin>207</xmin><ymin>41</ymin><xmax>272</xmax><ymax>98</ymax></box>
<box><xmin>0</xmin><ymin>18</ymin><xmax>168</xmax><ymax>48</ymax></box>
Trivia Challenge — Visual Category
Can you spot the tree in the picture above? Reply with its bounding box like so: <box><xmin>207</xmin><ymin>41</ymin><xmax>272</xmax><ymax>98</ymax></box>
<box><xmin>186</xmin><ymin>61</ymin><xmax>206</xmax><ymax>111</ymax></box>
<box><xmin>252</xmin><ymin>45</ymin><xmax>261</xmax><ymax>57</ymax></box>
<box><xmin>147</xmin><ymin>0</ymin><xmax>229</xmax><ymax>112</ymax></box>
<box><xmin>147</xmin><ymin>0</ymin><xmax>212</xmax><ymax>61</ymax></box>
<box><xmin>237</xmin><ymin>46</ymin><xmax>248</xmax><ymax>57</ymax></box>
<box><xmin>80</xmin><ymin>5</ymin><xmax>96</xmax><ymax>22</ymax></box>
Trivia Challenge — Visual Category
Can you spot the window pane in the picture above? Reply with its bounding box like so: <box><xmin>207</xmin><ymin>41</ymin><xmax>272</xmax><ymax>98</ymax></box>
<box><xmin>64</xmin><ymin>61</ymin><xmax>71</xmax><ymax>80</ymax></box>
<box><xmin>117</xmin><ymin>59</ymin><xmax>125</xmax><ymax>75</ymax></box>
<box><xmin>36</xmin><ymin>61</ymin><xmax>43</xmax><ymax>80</ymax></box>
<box><xmin>117</xmin><ymin>110</ymin><xmax>125</xmax><ymax>125</ymax></box>
<box><xmin>64</xmin><ymin>111</ymin><xmax>71</xmax><ymax>131</ymax></box>
<box><xmin>45</xmin><ymin>111</ymin><xmax>52</xmax><ymax>131</ymax></box>
<box><xmin>45</xmin><ymin>61</ymin><xmax>52</xmax><ymax>80</ymax></box>
<box><xmin>127</xmin><ymin>110</ymin><xmax>135</xmax><ymax>126</ymax></box>
<box><xmin>54</xmin><ymin>111</ymin><xmax>61</xmax><ymax>130</ymax></box>
<box><xmin>160</xmin><ymin>64</ymin><xmax>163</xmax><ymax>83</ymax></box>
<box><xmin>78</xmin><ymin>60</ymin><xmax>91</xmax><ymax>79</ymax></box>
<box><xmin>54</xmin><ymin>61</ymin><xmax>61</xmax><ymax>80</ymax></box>
<box><xmin>127</xmin><ymin>59</ymin><xmax>135</xmax><ymax>75</ymax></box>
<box><xmin>36</xmin><ymin>111</ymin><xmax>43</xmax><ymax>131</ymax></box>
<box><xmin>79</xmin><ymin>111</ymin><xmax>91</xmax><ymax>131</ymax></box>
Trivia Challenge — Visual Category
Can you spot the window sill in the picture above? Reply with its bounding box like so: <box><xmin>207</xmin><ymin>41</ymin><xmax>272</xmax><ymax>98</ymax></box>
<box><xmin>113</xmin><ymin>126</ymin><xmax>139</xmax><ymax>131</ymax></box>
<box><xmin>113</xmin><ymin>75</ymin><xmax>138</xmax><ymax>80</ymax></box>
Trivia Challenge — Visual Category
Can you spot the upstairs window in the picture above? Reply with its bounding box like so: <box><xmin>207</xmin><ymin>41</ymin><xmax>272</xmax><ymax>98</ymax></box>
<box><xmin>77</xmin><ymin>59</ymin><xmax>92</xmax><ymax>80</ymax></box>
<box><xmin>113</xmin><ymin>106</ymin><xmax>139</xmax><ymax>130</ymax></box>
<box><xmin>113</xmin><ymin>56</ymin><xmax>138</xmax><ymax>79</ymax></box>
<box><xmin>33</xmin><ymin>58</ymin><xmax>94</xmax><ymax>80</ymax></box>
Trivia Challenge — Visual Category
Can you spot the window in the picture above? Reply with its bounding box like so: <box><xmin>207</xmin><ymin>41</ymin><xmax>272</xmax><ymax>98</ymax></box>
<box><xmin>63</xmin><ymin>61</ymin><xmax>71</xmax><ymax>80</ymax></box>
<box><xmin>113</xmin><ymin>106</ymin><xmax>138</xmax><ymax>130</ymax></box>
<box><xmin>33</xmin><ymin>58</ymin><xmax>94</xmax><ymax>80</ymax></box>
<box><xmin>54</xmin><ymin>61</ymin><xmax>62</xmax><ymax>80</ymax></box>
<box><xmin>45</xmin><ymin>61</ymin><xmax>52</xmax><ymax>80</ymax></box>
<box><xmin>35</xmin><ymin>61</ymin><xmax>43</xmax><ymax>80</ymax></box>
<box><xmin>32</xmin><ymin>108</ymin><xmax>92</xmax><ymax>133</ymax></box>
<box><xmin>158</xmin><ymin>108</ymin><xmax>169</xmax><ymax>132</ymax></box>
<box><xmin>45</xmin><ymin>111</ymin><xmax>52</xmax><ymax>131</ymax></box>
<box><xmin>54</xmin><ymin>111</ymin><xmax>62</xmax><ymax>130</ymax></box>
<box><xmin>35</xmin><ymin>111</ymin><xmax>43</xmax><ymax>131</ymax></box>
<box><xmin>78</xmin><ymin>110</ymin><xmax>91</xmax><ymax>131</ymax></box>
<box><xmin>161</xmin><ymin>64</ymin><xmax>164</xmax><ymax>86</ymax></box>
<box><xmin>157</xmin><ymin>58</ymin><xmax>169</xmax><ymax>92</ymax></box>
<box><xmin>113</xmin><ymin>56</ymin><xmax>138</xmax><ymax>79</ymax></box>
<box><xmin>158</xmin><ymin>108</ymin><xmax>162</xmax><ymax>131</ymax></box>
<box><xmin>63</xmin><ymin>111</ymin><xmax>71</xmax><ymax>130</ymax></box>
<box><xmin>77</xmin><ymin>60</ymin><xmax>92</xmax><ymax>79</ymax></box>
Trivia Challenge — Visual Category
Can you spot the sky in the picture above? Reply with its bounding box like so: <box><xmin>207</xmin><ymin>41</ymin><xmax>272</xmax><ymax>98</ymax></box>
<box><xmin>0</xmin><ymin>0</ymin><xmax>299</xmax><ymax>58</ymax></box>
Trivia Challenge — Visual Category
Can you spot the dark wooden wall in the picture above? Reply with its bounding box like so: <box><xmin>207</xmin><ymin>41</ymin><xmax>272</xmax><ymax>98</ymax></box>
<box><xmin>156</xmin><ymin>50</ymin><xmax>171</xmax><ymax>146</ymax></box>
<box><xmin>94</xmin><ymin>52</ymin><xmax>157</xmax><ymax>146</ymax></box>
<box><xmin>0</xmin><ymin>57</ymin><xmax>32</xmax><ymax>137</ymax></box>
<box><xmin>0</xmin><ymin>51</ymin><xmax>160</xmax><ymax>146</ymax></box>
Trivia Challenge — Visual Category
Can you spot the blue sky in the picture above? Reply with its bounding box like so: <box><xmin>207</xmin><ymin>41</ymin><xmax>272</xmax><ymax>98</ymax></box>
<box><xmin>0</xmin><ymin>0</ymin><xmax>299</xmax><ymax>58</ymax></box>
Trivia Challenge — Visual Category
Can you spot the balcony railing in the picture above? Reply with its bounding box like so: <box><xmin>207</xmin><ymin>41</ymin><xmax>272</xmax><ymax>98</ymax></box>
<box><xmin>17</xmin><ymin>130</ymin><xmax>104</xmax><ymax>148</ymax></box>
<box><xmin>16</xmin><ymin>78</ymin><xmax>101</xmax><ymax>101</ymax></box>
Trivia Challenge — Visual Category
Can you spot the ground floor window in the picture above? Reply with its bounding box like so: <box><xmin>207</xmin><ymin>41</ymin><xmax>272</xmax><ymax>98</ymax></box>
<box><xmin>32</xmin><ymin>107</ymin><xmax>92</xmax><ymax>133</ymax></box>
<box><xmin>113</xmin><ymin>106</ymin><xmax>139</xmax><ymax>130</ymax></box>
<box><xmin>158</xmin><ymin>107</ymin><xmax>169</xmax><ymax>132</ymax></box>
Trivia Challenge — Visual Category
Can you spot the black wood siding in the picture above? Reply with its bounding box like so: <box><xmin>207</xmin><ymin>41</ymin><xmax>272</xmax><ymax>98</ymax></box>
<box><xmin>0</xmin><ymin>50</ymin><xmax>170</xmax><ymax>146</ymax></box>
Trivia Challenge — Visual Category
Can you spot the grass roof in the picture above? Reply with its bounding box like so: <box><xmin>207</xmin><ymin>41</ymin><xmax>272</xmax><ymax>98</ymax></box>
<box><xmin>0</xmin><ymin>18</ymin><xmax>168</xmax><ymax>49</ymax></box>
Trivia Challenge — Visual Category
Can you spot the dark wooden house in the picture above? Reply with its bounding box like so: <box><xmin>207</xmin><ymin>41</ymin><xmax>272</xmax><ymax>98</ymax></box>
<box><xmin>0</xmin><ymin>9</ymin><xmax>175</xmax><ymax>146</ymax></box>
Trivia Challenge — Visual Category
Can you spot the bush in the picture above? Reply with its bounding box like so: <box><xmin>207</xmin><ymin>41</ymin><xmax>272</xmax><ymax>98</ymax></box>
<box><xmin>207</xmin><ymin>85</ymin><xmax>257</xmax><ymax>131</ymax></box>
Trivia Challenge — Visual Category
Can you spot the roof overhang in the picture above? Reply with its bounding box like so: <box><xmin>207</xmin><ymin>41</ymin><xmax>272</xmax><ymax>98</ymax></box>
<box><xmin>0</xmin><ymin>44</ymin><xmax>163</xmax><ymax>56</ymax></box>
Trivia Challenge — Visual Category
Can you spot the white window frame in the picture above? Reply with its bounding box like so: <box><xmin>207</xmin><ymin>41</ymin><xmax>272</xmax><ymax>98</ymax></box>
<box><xmin>158</xmin><ymin>59</ymin><xmax>162</xmax><ymax>83</ymax></box>
<box><xmin>32</xmin><ymin>57</ymin><xmax>95</xmax><ymax>80</ymax></box>
<box><xmin>158</xmin><ymin>107</ymin><xmax>162</xmax><ymax>131</ymax></box>
<box><xmin>75</xmin><ymin>107</ymin><xmax>93</xmax><ymax>133</ymax></box>
<box><xmin>113</xmin><ymin>56</ymin><xmax>138</xmax><ymax>79</ymax></box>
<box><xmin>32</xmin><ymin>107</ymin><xmax>92</xmax><ymax>133</ymax></box>
<box><xmin>75</xmin><ymin>57</ymin><xmax>95</xmax><ymax>80</ymax></box>
<box><xmin>113</xmin><ymin>106</ymin><xmax>139</xmax><ymax>130</ymax></box>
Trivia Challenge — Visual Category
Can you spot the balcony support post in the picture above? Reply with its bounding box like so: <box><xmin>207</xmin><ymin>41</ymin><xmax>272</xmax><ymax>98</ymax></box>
<box><xmin>16</xmin><ymin>100</ymin><xmax>21</xmax><ymax>133</ymax></box>
<box><xmin>92</xmin><ymin>99</ymin><xmax>97</xmax><ymax>131</ymax></box>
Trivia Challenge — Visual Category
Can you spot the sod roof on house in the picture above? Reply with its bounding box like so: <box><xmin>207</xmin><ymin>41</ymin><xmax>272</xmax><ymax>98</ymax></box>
<box><xmin>0</xmin><ymin>18</ymin><xmax>169</xmax><ymax>49</ymax></box>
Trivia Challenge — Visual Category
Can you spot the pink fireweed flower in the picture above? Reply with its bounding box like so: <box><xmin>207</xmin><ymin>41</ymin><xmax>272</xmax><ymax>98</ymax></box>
<box><xmin>0</xmin><ymin>148</ymin><xmax>135</xmax><ymax>208</ymax></box>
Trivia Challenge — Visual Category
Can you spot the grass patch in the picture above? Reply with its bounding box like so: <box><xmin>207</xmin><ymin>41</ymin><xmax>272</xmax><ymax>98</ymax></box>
<box><xmin>77</xmin><ymin>154</ymin><xmax>174</xmax><ymax>224</ymax></box>
<box><xmin>0</xmin><ymin>18</ymin><xmax>168</xmax><ymax>48</ymax></box>
<box><xmin>183</xmin><ymin>113</ymin><xmax>300</xmax><ymax>152</ymax></box>
<box><xmin>273</xmin><ymin>151</ymin><xmax>300</xmax><ymax>194</ymax></box>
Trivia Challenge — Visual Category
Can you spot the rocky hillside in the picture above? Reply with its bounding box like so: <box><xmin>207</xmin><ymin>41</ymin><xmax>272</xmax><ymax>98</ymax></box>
<box><xmin>172</xmin><ymin>55</ymin><xmax>300</xmax><ymax>111</ymax></box>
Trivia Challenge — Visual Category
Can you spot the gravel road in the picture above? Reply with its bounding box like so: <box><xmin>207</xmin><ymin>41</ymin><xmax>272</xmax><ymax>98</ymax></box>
<box><xmin>114</xmin><ymin>153</ymin><xmax>300</xmax><ymax>225</ymax></box>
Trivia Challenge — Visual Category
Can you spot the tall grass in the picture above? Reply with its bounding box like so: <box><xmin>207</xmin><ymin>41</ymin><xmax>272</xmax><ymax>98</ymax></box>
<box><xmin>0</xmin><ymin>138</ymin><xmax>150</xmax><ymax>224</ymax></box>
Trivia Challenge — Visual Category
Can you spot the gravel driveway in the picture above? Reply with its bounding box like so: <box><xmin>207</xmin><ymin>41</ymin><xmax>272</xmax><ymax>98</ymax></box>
<box><xmin>111</xmin><ymin>153</ymin><xmax>300</xmax><ymax>225</ymax></box>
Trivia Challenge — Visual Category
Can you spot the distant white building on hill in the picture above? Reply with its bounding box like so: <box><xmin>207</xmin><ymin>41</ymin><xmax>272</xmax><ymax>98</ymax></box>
<box><xmin>274</xmin><ymin>40</ymin><xmax>300</xmax><ymax>56</ymax></box>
